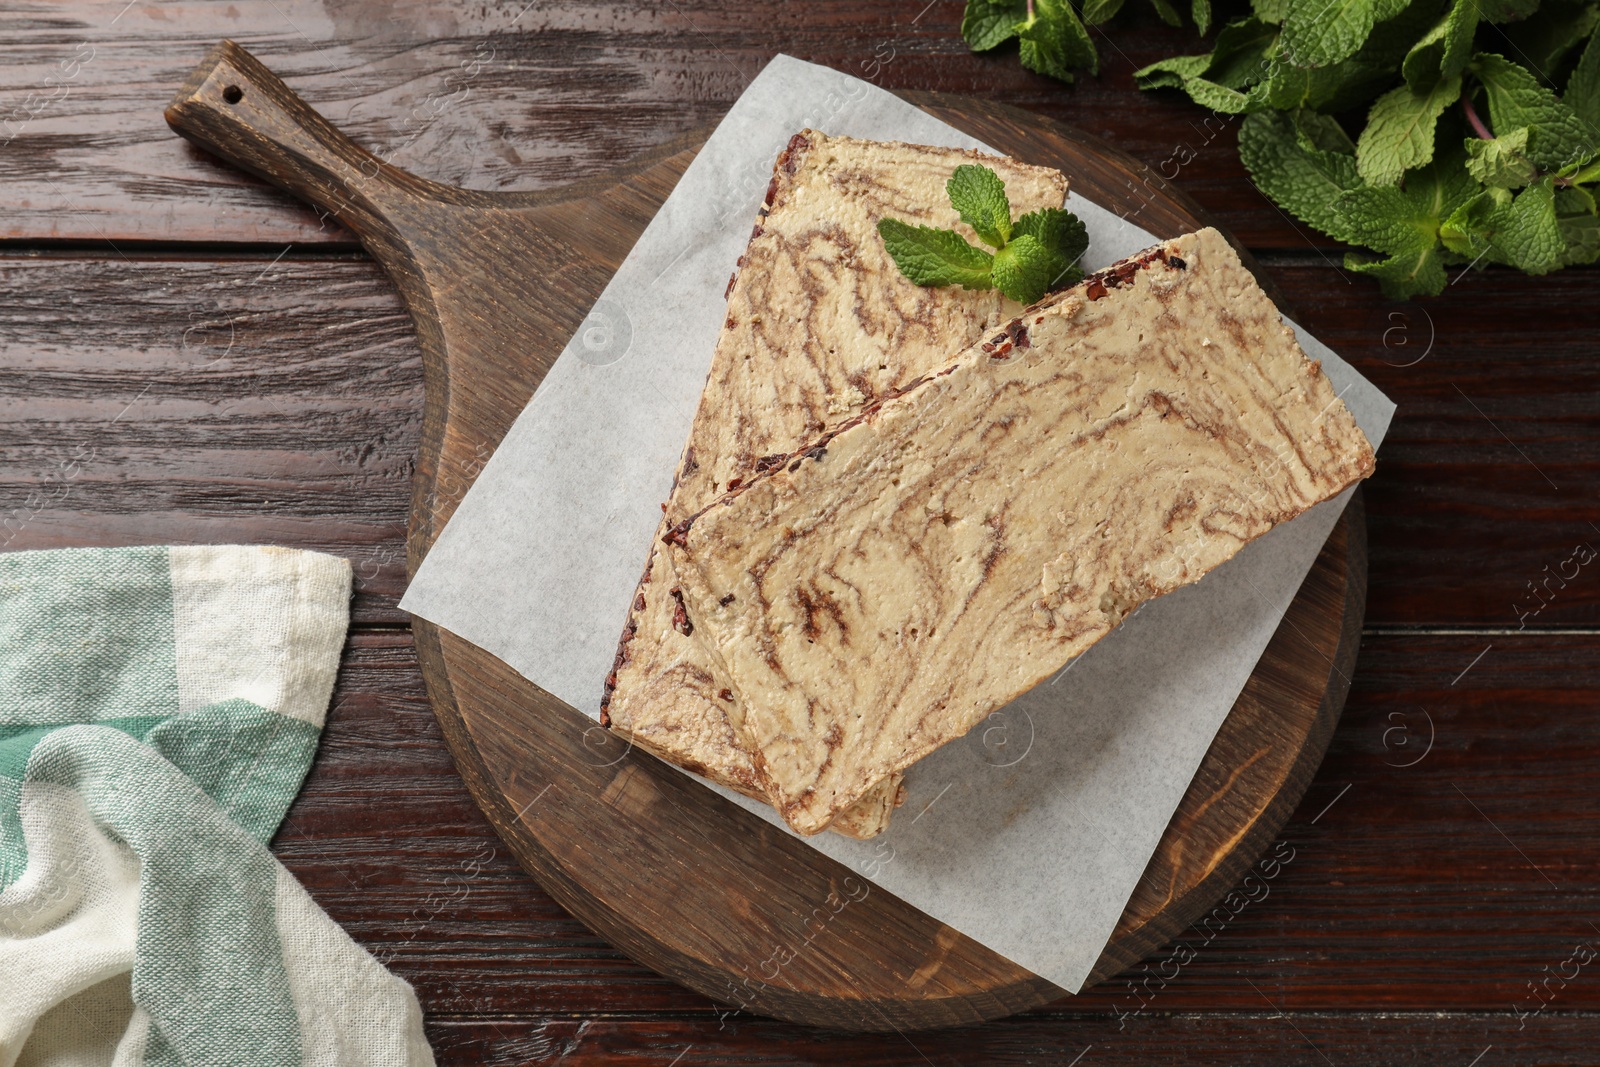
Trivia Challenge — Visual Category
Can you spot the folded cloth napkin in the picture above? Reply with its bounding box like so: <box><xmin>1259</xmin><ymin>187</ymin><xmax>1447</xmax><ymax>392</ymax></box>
<box><xmin>0</xmin><ymin>546</ymin><xmax>434</xmax><ymax>1067</ymax></box>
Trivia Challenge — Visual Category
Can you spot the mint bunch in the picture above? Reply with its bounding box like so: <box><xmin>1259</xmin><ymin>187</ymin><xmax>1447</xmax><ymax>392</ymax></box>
<box><xmin>878</xmin><ymin>164</ymin><xmax>1090</xmax><ymax>304</ymax></box>
<box><xmin>961</xmin><ymin>0</ymin><xmax>1600</xmax><ymax>299</ymax></box>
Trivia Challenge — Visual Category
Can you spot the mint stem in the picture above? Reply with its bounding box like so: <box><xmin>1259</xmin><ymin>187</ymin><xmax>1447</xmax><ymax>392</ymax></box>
<box><xmin>1027</xmin><ymin>0</ymin><xmax>1035</xmax><ymax>19</ymax></box>
<box><xmin>1461</xmin><ymin>91</ymin><xmax>1493</xmax><ymax>141</ymax></box>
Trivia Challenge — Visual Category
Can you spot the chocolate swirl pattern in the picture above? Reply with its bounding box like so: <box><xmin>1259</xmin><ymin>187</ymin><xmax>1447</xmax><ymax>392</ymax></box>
<box><xmin>668</xmin><ymin>228</ymin><xmax>1377</xmax><ymax>836</ymax></box>
<box><xmin>602</xmin><ymin>131</ymin><xmax>1070</xmax><ymax>835</ymax></box>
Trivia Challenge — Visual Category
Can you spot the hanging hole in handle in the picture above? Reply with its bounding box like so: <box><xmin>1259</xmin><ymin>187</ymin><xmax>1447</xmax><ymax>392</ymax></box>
<box><xmin>222</xmin><ymin>85</ymin><xmax>243</xmax><ymax>104</ymax></box>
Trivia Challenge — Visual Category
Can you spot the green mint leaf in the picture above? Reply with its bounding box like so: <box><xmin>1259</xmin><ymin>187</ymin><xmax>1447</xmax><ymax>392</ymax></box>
<box><xmin>1281</xmin><ymin>0</ymin><xmax>1389</xmax><ymax>68</ymax></box>
<box><xmin>1344</xmin><ymin>245</ymin><xmax>1450</xmax><ymax>298</ymax></box>
<box><xmin>1440</xmin><ymin>186</ymin><xmax>1507</xmax><ymax>258</ymax></box>
<box><xmin>1337</xmin><ymin>185</ymin><xmax>1443</xmax><ymax>257</ymax></box>
<box><xmin>1564</xmin><ymin>156</ymin><xmax>1600</xmax><ymax>183</ymax></box>
<box><xmin>1555</xmin><ymin>184</ymin><xmax>1600</xmax><ymax>264</ymax></box>
<box><xmin>1410</xmin><ymin>143</ymin><xmax>1484</xmax><ymax>216</ymax></box>
<box><xmin>1193</xmin><ymin>0</ymin><xmax>1214</xmax><ymax>34</ymax></box>
<box><xmin>1464</xmin><ymin>126</ymin><xmax>1539</xmax><ymax>186</ymax></box>
<box><xmin>1187</xmin><ymin>76</ymin><xmax>1262</xmax><ymax>112</ymax></box>
<box><xmin>1436</xmin><ymin>166</ymin><xmax>1557</xmax><ymax>269</ymax></box>
<box><xmin>947</xmin><ymin>165</ymin><xmax>1013</xmax><ymax>247</ymax></box>
<box><xmin>1133</xmin><ymin>31</ymin><xmax>1274</xmax><ymax>112</ymax></box>
<box><xmin>879</xmin><ymin>173</ymin><xmax>1089</xmax><ymax>301</ymax></box>
<box><xmin>1403</xmin><ymin>0</ymin><xmax>1479</xmax><ymax>92</ymax></box>
<box><xmin>1082</xmin><ymin>0</ymin><xmax>1128</xmax><ymax>25</ymax></box>
<box><xmin>1149</xmin><ymin>0</ymin><xmax>1185</xmax><ymax>26</ymax></box>
<box><xmin>1239</xmin><ymin>110</ymin><xmax>1364</xmax><ymax>244</ymax></box>
<box><xmin>1567</xmin><ymin>21</ymin><xmax>1600</xmax><ymax>129</ymax></box>
<box><xmin>962</xmin><ymin>0</ymin><xmax>1028</xmax><ymax>51</ymax></box>
<box><xmin>1253</xmin><ymin>0</ymin><xmax>1289</xmax><ymax>22</ymax></box>
<box><xmin>1204</xmin><ymin>18</ymin><xmax>1281</xmax><ymax>89</ymax></box>
<box><xmin>1136</xmin><ymin>51</ymin><xmax>1263</xmax><ymax>112</ymax></box>
<box><xmin>1013</xmin><ymin>207</ymin><xmax>1090</xmax><ymax>287</ymax></box>
<box><xmin>1356</xmin><ymin>74</ymin><xmax>1463</xmax><ymax>185</ymax></box>
<box><xmin>1357</xmin><ymin>0</ymin><xmax>1453</xmax><ymax>71</ymax></box>
<box><xmin>1489</xmin><ymin>178</ymin><xmax>1564</xmax><ymax>272</ymax></box>
<box><xmin>877</xmin><ymin>218</ymin><xmax>996</xmax><ymax>289</ymax></box>
<box><xmin>1017</xmin><ymin>0</ymin><xmax>1098</xmax><ymax>81</ymax></box>
<box><xmin>1258</xmin><ymin>54</ymin><xmax>1392</xmax><ymax>112</ymax></box>
<box><xmin>1134</xmin><ymin>52</ymin><xmax>1214</xmax><ymax>90</ymax></box>
<box><xmin>1337</xmin><ymin>150</ymin><xmax>1479</xmax><ymax>298</ymax></box>
<box><xmin>1402</xmin><ymin>18</ymin><xmax>1450</xmax><ymax>91</ymax></box>
<box><xmin>1293</xmin><ymin>109</ymin><xmax>1358</xmax><ymax>154</ymax></box>
<box><xmin>1473</xmin><ymin>53</ymin><xmax>1600</xmax><ymax>169</ymax></box>
<box><xmin>990</xmin><ymin>234</ymin><xmax>1057</xmax><ymax>304</ymax></box>
<box><xmin>1557</xmin><ymin>182</ymin><xmax>1597</xmax><ymax>213</ymax></box>
<box><xmin>1441</xmin><ymin>178</ymin><xmax>1563</xmax><ymax>272</ymax></box>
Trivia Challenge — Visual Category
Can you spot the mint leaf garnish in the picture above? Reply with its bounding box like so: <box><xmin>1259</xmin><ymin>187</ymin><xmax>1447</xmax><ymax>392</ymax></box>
<box><xmin>879</xmin><ymin>164</ymin><xmax>1089</xmax><ymax>305</ymax></box>
<box><xmin>1013</xmin><ymin>206</ymin><xmax>1090</xmax><ymax>289</ymax></box>
<box><xmin>947</xmin><ymin>165</ymin><xmax>1014</xmax><ymax>246</ymax></box>
<box><xmin>876</xmin><ymin>219</ymin><xmax>995</xmax><ymax>289</ymax></box>
<box><xmin>992</xmin><ymin>235</ymin><xmax>1058</xmax><ymax>304</ymax></box>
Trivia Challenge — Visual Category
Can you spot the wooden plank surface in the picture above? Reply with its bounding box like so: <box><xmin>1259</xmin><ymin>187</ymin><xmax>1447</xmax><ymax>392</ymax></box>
<box><xmin>3</xmin><ymin>252</ymin><xmax>1596</xmax><ymax>629</ymax></box>
<box><xmin>4</xmin><ymin>0</ymin><xmax>1599</xmax><ymax>1059</ymax></box>
<box><xmin>421</xmin><ymin>1014</ymin><xmax>1598</xmax><ymax>1066</ymax></box>
<box><xmin>282</xmin><ymin>633</ymin><xmax>1600</xmax><ymax>1025</ymax></box>
<box><xmin>9</xmin><ymin>0</ymin><xmax>1353</xmax><ymax>250</ymax></box>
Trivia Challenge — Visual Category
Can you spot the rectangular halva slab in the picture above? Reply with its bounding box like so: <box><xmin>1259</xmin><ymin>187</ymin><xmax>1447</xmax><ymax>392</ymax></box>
<box><xmin>600</xmin><ymin>130</ymin><xmax>1069</xmax><ymax>835</ymax></box>
<box><xmin>666</xmin><ymin>228</ymin><xmax>1377</xmax><ymax>835</ymax></box>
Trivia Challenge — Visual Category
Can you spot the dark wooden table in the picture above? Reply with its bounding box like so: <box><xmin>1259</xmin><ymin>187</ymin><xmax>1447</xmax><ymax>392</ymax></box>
<box><xmin>5</xmin><ymin>2</ymin><xmax>1599</xmax><ymax>1062</ymax></box>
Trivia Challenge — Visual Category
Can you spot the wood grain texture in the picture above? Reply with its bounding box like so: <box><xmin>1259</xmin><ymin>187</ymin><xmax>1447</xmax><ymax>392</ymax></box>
<box><xmin>2</xmin><ymin>4</ymin><xmax>1597</xmax><ymax>1058</ymax></box>
<box><xmin>0</xmin><ymin>0</ymin><xmax>1410</xmax><ymax>251</ymax></box>
<box><xmin>3</xmin><ymin>255</ymin><xmax>1597</xmax><ymax>629</ymax></box>
<box><xmin>153</xmin><ymin>38</ymin><xmax>1366</xmax><ymax>1029</ymax></box>
<box><xmin>419</xmin><ymin>1013</ymin><xmax>1599</xmax><ymax>1066</ymax></box>
<box><xmin>282</xmin><ymin>633</ymin><xmax>1600</xmax><ymax>1026</ymax></box>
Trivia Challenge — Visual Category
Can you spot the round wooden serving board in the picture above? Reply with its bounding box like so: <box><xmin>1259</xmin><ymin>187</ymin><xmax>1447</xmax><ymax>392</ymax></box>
<box><xmin>166</xmin><ymin>42</ymin><xmax>1366</xmax><ymax>1032</ymax></box>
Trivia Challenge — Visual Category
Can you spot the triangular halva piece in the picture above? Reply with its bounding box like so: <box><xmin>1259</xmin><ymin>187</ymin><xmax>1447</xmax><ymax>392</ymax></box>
<box><xmin>665</xmin><ymin>228</ymin><xmax>1377</xmax><ymax>836</ymax></box>
<box><xmin>601</xmin><ymin>130</ymin><xmax>1070</xmax><ymax>836</ymax></box>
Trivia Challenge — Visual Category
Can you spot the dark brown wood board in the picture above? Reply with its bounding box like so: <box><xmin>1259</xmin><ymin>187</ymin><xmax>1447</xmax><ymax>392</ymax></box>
<box><xmin>159</xmin><ymin>39</ymin><xmax>1365</xmax><ymax>1030</ymax></box>
<box><xmin>0</xmin><ymin>0</ymin><xmax>1353</xmax><ymax>251</ymax></box>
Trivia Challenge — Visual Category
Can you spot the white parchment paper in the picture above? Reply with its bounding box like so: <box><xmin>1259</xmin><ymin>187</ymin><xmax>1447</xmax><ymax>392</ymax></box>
<box><xmin>402</xmin><ymin>54</ymin><xmax>1396</xmax><ymax>994</ymax></box>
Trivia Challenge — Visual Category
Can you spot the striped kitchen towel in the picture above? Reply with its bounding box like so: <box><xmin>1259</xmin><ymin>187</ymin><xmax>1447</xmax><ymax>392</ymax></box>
<box><xmin>0</xmin><ymin>546</ymin><xmax>433</xmax><ymax>1067</ymax></box>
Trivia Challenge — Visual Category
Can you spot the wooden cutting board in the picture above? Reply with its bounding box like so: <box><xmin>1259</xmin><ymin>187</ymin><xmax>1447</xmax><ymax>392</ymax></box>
<box><xmin>166</xmin><ymin>41</ymin><xmax>1365</xmax><ymax>1032</ymax></box>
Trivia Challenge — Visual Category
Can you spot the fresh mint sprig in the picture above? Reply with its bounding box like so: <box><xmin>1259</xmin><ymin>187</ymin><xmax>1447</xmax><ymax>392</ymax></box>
<box><xmin>963</xmin><ymin>0</ymin><xmax>1211</xmax><ymax>83</ymax></box>
<box><xmin>877</xmin><ymin>163</ymin><xmax>1089</xmax><ymax>305</ymax></box>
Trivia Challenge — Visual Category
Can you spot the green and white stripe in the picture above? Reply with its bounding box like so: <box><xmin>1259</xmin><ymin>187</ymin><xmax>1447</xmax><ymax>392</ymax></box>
<box><xmin>0</xmin><ymin>546</ymin><xmax>433</xmax><ymax>1067</ymax></box>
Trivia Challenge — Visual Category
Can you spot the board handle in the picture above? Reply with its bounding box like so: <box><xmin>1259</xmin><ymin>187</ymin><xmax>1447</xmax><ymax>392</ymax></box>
<box><xmin>165</xmin><ymin>40</ymin><xmax>437</xmax><ymax>241</ymax></box>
